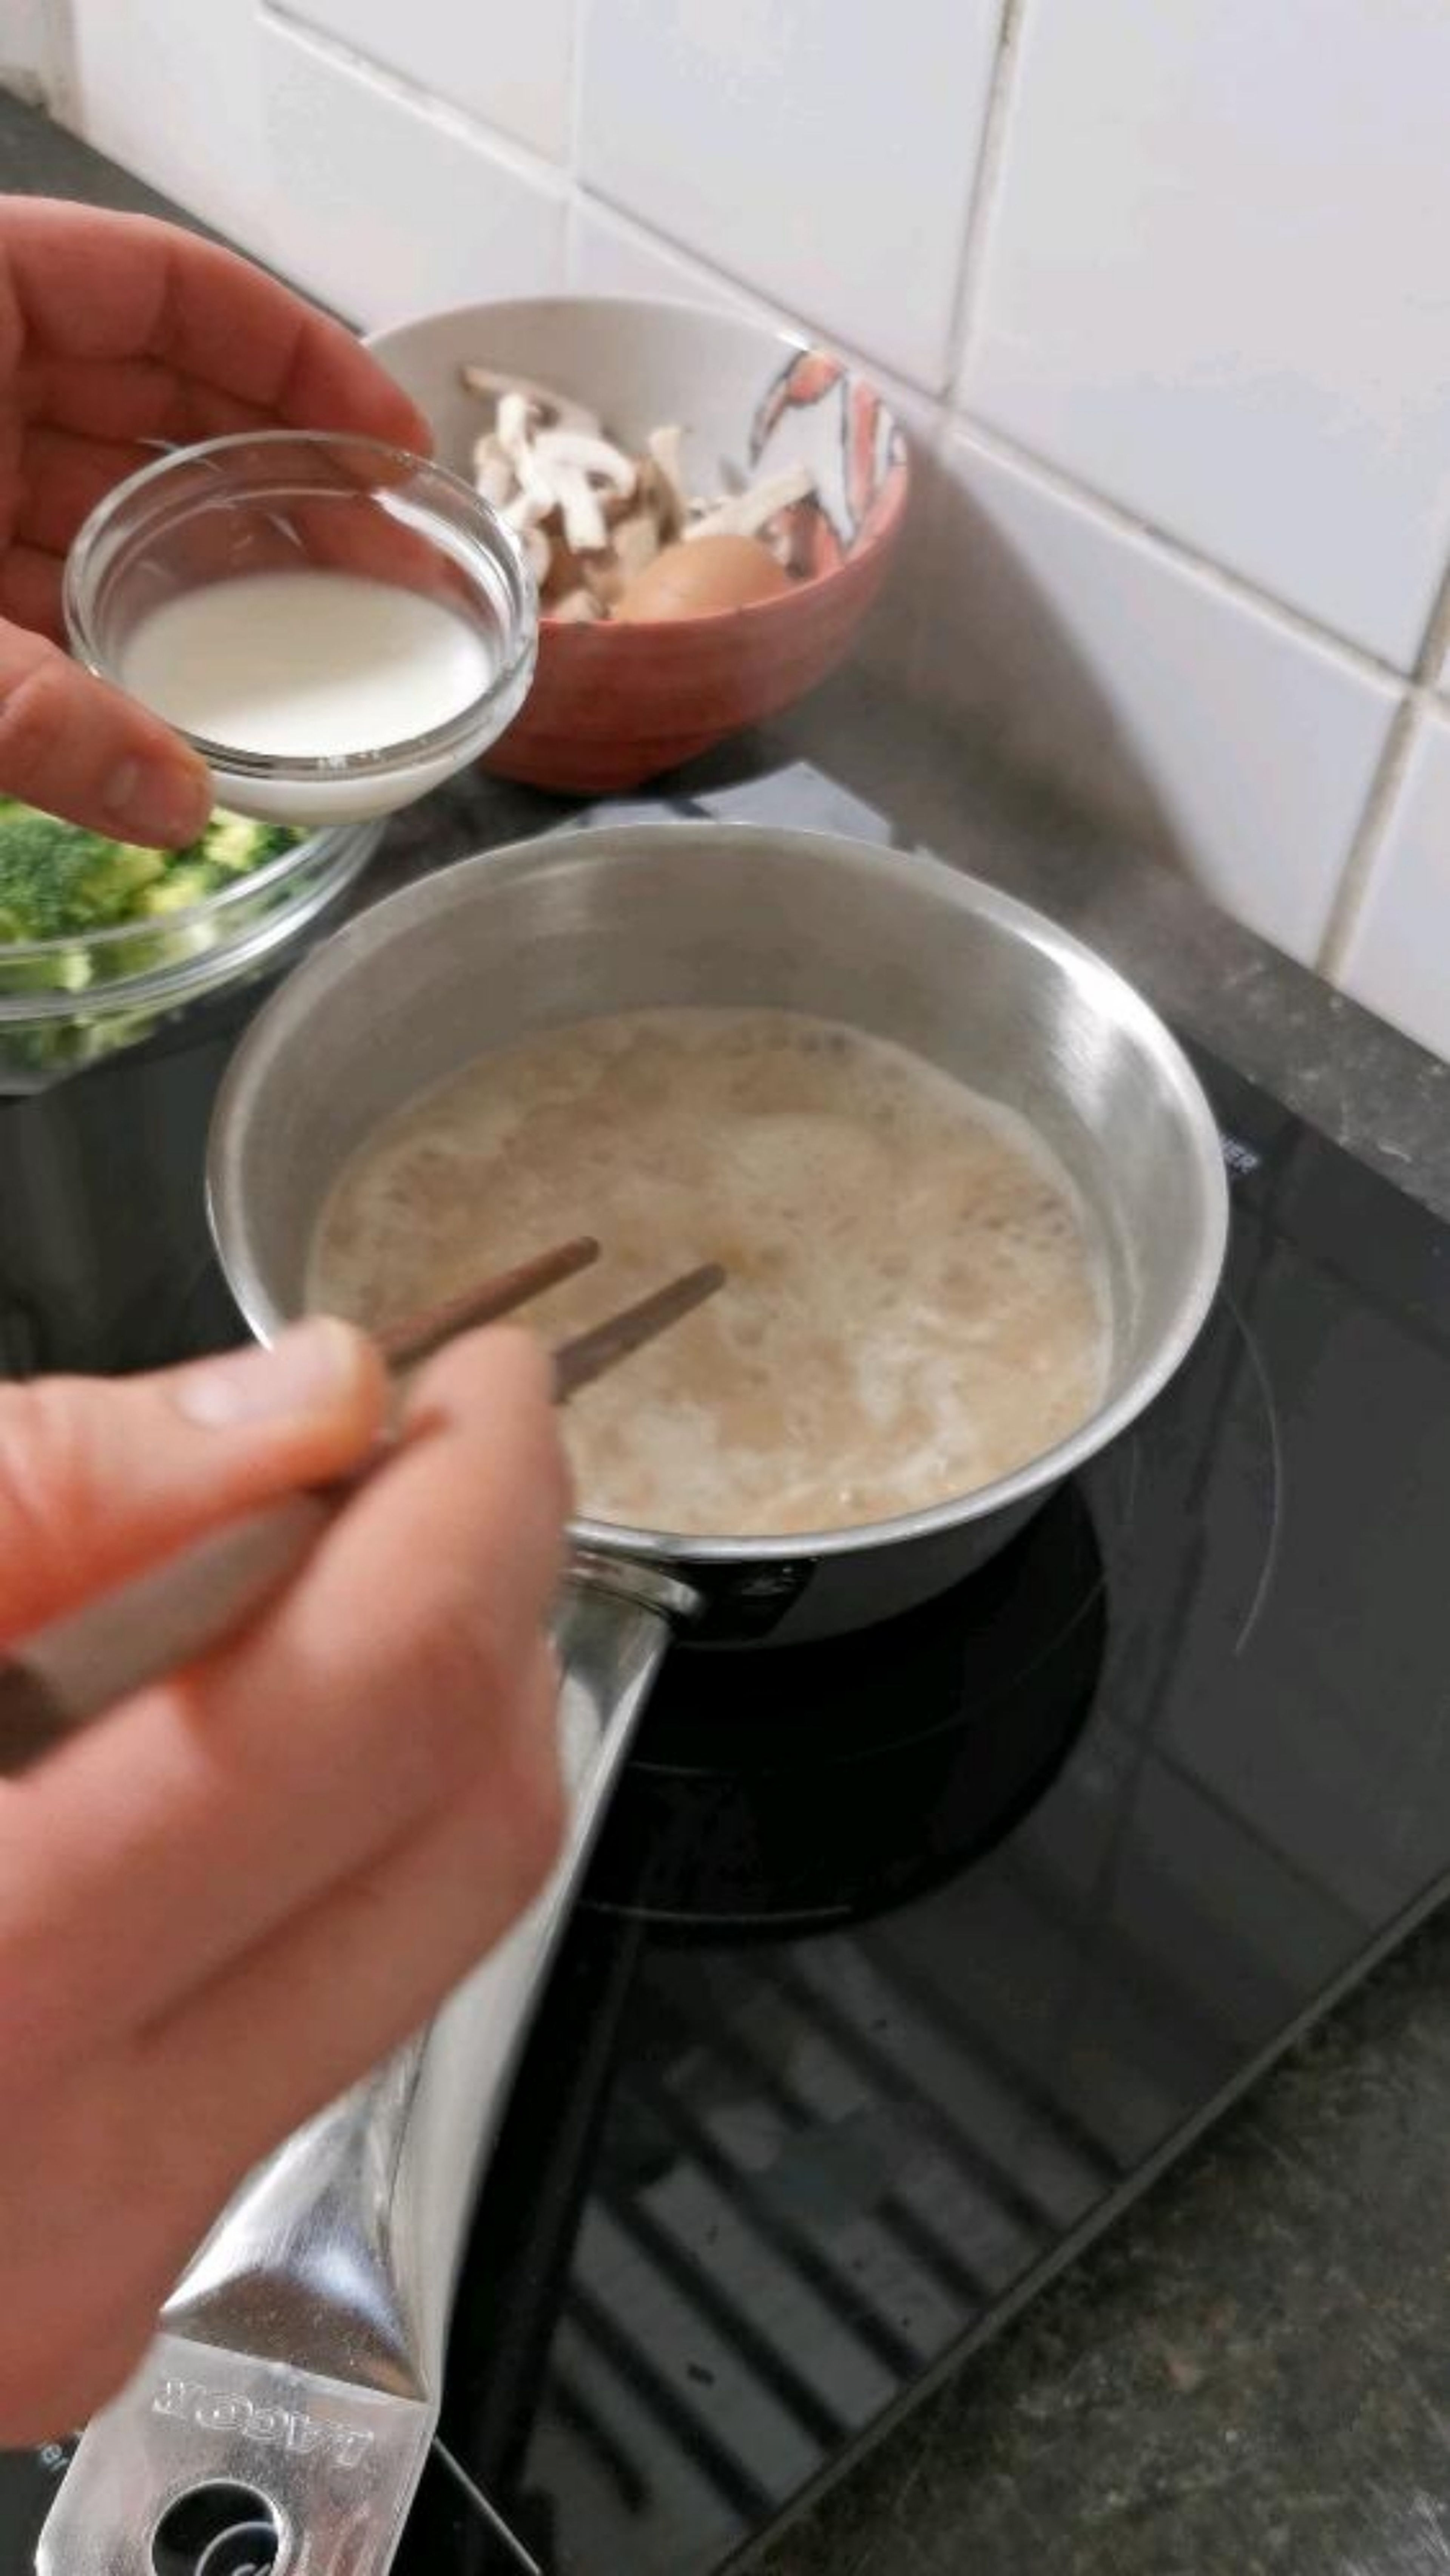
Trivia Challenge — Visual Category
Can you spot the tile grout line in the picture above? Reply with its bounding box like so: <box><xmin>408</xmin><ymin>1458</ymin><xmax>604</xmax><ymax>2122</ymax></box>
<box><xmin>567</xmin><ymin>171</ymin><xmax>942</xmax><ymax>388</ymax></box>
<box><xmin>1315</xmin><ymin>698</ymin><xmax>1421</xmax><ymax>984</ymax></box>
<box><xmin>1405</xmin><ymin>518</ymin><xmax>1450</xmax><ymax>696</ymax></box>
<box><xmin>260</xmin><ymin>0</ymin><xmax>1391</xmax><ymax>702</ymax></box>
<box><xmin>261</xmin><ymin>1</ymin><xmax>571</xmax><ymax>199</ymax></box>
<box><xmin>565</xmin><ymin>0</ymin><xmax>588</xmax><ymax>186</ymax></box>
<box><xmin>1316</xmin><ymin>548</ymin><xmax>1450</xmax><ymax>981</ymax></box>
<box><xmin>260</xmin><ymin>0</ymin><xmax>1446</xmax><ymax>800</ymax></box>
<box><xmin>35</xmin><ymin>0</ymin><xmax>81</xmax><ymax>127</ymax></box>
<box><xmin>905</xmin><ymin>0</ymin><xmax>1026</xmax><ymax>704</ymax></box>
<box><xmin>574</xmin><ymin>127</ymin><xmax>1425</xmax><ymax>733</ymax></box>
<box><xmin>566</xmin><ymin>176</ymin><xmax>781</xmax><ymax>323</ymax></box>
<box><xmin>941</xmin><ymin>0</ymin><xmax>1028</xmax><ymax>397</ymax></box>
<box><xmin>946</xmin><ymin>405</ymin><xmax>1418</xmax><ymax>692</ymax></box>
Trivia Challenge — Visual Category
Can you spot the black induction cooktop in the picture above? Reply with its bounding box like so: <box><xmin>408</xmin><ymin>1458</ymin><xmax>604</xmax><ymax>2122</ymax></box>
<box><xmin>7</xmin><ymin>837</ymin><xmax>1450</xmax><ymax>2574</ymax></box>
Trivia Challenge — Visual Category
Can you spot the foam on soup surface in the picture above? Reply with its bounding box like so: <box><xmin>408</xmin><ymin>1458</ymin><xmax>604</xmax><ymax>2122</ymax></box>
<box><xmin>308</xmin><ymin>1007</ymin><xmax>1110</xmax><ymax>1537</ymax></box>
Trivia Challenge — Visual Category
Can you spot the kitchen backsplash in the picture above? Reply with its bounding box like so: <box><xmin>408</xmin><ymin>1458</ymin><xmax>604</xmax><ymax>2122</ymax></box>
<box><xmin>9</xmin><ymin>0</ymin><xmax>1450</xmax><ymax>1056</ymax></box>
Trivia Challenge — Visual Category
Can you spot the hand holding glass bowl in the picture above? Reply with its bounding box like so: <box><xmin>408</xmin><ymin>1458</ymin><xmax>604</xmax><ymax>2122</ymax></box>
<box><xmin>63</xmin><ymin>430</ymin><xmax>539</xmax><ymax>828</ymax></box>
<box><xmin>0</xmin><ymin>433</ymin><xmax>538</xmax><ymax>1087</ymax></box>
<box><xmin>9</xmin><ymin>288</ymin><xmax>909</xmax><ymax>1081</ymax></box>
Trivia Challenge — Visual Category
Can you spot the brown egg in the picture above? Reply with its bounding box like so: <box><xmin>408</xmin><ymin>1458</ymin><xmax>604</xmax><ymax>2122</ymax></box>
<box><xmin>614</xmin><ymin>534</ymin><xmax>793</xmax><ymax>622</ymax></box>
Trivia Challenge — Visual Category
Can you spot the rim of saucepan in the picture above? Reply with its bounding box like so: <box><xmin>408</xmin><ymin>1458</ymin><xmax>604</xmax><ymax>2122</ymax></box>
<box><xmin>64</xmin><ymin>430</ymin><xmax>539</xmax><ymax>786</ymax></box>
<box><xmin>207</xmin><ymin>822</ymin><xmax>1231</xmax><ymax>1566</ymax></box>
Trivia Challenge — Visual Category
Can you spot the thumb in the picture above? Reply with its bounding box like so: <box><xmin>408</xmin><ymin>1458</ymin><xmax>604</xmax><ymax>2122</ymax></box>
<box><xmin>0</xmin><ymin>618</ymin><xmax>212</xmax><ymax>846</ymax></box>
<box><xmin>0</xmin><ymin>1322</ymin><xmax>387</xmax><ymax>1644</ymax></box>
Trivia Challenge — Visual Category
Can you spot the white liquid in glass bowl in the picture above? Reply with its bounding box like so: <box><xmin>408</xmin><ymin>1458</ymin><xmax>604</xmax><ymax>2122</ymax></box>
<box><xmin>120</xmin><ymin>569</ymin><xmax>500</xmax><ymax>826</ymax></box>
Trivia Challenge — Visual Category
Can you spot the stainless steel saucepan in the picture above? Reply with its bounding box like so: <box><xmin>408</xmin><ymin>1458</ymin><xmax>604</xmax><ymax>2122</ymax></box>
<box><xmin>42</xmin><ymin>824</ymin><xmax>1226</xmax><ymax>2574</ymax></box>
<box><xmin>211</xmin><ymin>820</ymin><xmax>1228</xmax><ymax>1646</ymax></box>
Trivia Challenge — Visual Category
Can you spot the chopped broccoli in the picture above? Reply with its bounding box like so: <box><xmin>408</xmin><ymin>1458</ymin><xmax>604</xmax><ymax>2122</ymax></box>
<box><xmin>198</xmin><ymin>811</ymin><xmax>256</xmax><ymax>873</ymax></box>
<box><xmin>0</xmin><ymin>945</ymin><xmax>93</xmax><ymax>997</ymax></box>
<box><xmin>138</xmin><ymin>862</ymin><xmax>222</xmax><ymax>917</ymax></box>
<box><xmin>204</xmin><ymin>812</ymin><xmax>296</xmax><ymax>873</ymax></box>
<box><xmin>0</xmin><ymin>800</ymin><xmax>301</xmax><ymax>949</ymax></box>
<box><xmin>0</xmin><ymin>800</ymin><xmax>308</xmax><ymax>1079</ymax></box>
<box><xmin>0</xmin><ymin>799</ymin><xmax>164</xmax><ymax>940</ymax></box>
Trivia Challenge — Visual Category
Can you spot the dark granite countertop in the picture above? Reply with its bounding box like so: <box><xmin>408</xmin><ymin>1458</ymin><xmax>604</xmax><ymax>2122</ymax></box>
<box><xmin>7</xmin><ymin>87</ymin><xmax>1450</xmax><ymax>2576</ymax></box>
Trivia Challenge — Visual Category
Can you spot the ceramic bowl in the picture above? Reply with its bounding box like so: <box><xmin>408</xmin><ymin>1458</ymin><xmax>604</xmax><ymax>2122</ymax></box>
<box><xmin>367</xmin><ymin>297</ymin><xmax>910</xmax><ymax>794</ymax></box>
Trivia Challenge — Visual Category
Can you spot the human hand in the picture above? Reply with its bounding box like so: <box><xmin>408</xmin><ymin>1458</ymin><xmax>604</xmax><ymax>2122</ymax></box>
<box><xmin>0</xmin><ymin>1317</ymin><xmax>568</xmax><ymax>2442</ymax></box>
<box><xmin>0</xmin><ymin>197</ymin><xmax>430</xmax><ymax>845</ymax></box>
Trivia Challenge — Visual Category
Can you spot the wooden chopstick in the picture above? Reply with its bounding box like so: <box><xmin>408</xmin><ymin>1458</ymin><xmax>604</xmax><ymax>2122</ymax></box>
<box><xmin>552</xmin><ymin>1262</ymin><xmax>727</xmax><ymax>1402</ymax></box>
<box><xmin>377</xmin><ymin>1234</ymin><xmax>602</xmax><ymax>1368</ymax></box>
<box><xmin>0</xmin><ymin>1240</ymin><xmax>727</xmax><ymax>1772</ymax></box>
<box><xmin>374</xmin><ymin>1236</ymin><xmax>725</xmax><ymax>1396</ymax></box>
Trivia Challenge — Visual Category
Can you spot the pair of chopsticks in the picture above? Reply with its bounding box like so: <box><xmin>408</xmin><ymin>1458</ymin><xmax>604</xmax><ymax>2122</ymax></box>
<box><xmin>375</xmin><ymin>1232</ymin><xmax>725</xmax><ymax>1400</ymax></box>
<box><xmin>0</xmin><ymin>1242</ymin><xmax>724</xmax><ymax>1772</ymax></box>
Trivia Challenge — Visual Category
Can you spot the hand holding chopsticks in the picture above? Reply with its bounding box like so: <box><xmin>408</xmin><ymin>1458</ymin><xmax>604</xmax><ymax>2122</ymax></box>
<box><xmin>0</xmin><ymin>1240</ymin><xmax>724</xmax><ymax>1766</ymax></box>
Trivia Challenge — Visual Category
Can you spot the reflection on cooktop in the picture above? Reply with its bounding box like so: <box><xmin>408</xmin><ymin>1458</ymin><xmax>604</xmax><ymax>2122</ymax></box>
<box><xmin>411</xmin><ymin>1283</ymin><xmax>1293</xmax><ymax>2576</ymax></box>
<box><xmin>583</xmin><ymin>1486</ymin><xmax>1109</xmax><ymax>1934</ymax></box>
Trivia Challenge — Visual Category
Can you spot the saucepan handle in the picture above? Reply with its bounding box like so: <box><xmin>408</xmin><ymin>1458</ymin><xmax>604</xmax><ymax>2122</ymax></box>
<box><xmin>551</xmin><ymin>1552</ymin><xmax>699</xmax><ymax>1892</ymax></box>
<box><xmin>32</xmin><ymin>1557</ymin><xmax>697</xmax><ymax>2576</ymax></box>
<box><xmin>404</xmin><ymin>1555</ymin><xmax>696</xmax><ymax>2232</ymax></box>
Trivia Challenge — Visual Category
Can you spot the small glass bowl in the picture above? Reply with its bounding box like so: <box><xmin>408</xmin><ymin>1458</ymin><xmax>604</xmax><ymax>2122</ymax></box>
<box><xmin>0</xmin><ymin>813</ymin><xmax>382</xmax><ymax>1090</ymax></box>
<box><xmin>65</xmin><ymin>431</ymin><xmax>538</xmax><ymax>826</ymax></box>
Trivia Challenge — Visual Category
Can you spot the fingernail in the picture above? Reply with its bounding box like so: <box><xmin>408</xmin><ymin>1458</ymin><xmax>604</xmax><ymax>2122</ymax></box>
<box><xmin>175</xmin><ymin>1319</ymin><xmax>362</xmax><ymax>1427</ymax></box>
<box><xmin>103</xmin><ymin>757</ymin><xmax>212</xmax><ymax>847</ymax></box>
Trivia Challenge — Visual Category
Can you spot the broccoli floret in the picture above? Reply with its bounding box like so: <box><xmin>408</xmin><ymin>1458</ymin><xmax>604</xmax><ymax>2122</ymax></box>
<box><xmin>0</xmin><ymin>798</ymin><xmax>175</xmax><ymax>939</ymax></box>
<box><xmin>111</xmin><ymin>926</ymin><xmax>219</xmax><ymax>981</ymax></box>
<box><xmin>0</xmin><ymin>798</ymin><xmax>309</xmax><ymax>1086</ymax></box>
<box><xmin>100</xmin><ymin>843</ymin><xmax>171</xmax><ymax>899</ymax></box>
<box><xmin>0</xmin><ymin>945</ymin><xmax>93</xmax><ymax>997</ymax></box>
<box><xmin>138</xmin><ymin>863</ymin><xmax>222</xmax><ymax>917</ymax></box>
<box><xmin>0</xmin><ymin>799</ymin><xmax>302</xmax><ymax>950</ymax></box>
<box><xmin>203</xmin><ymin>811</ymin><xmax>296</xmax><ymax>873</ymax></box>
<box><xmin>0</xmin><ymin>801</ymin><xmax>130</xmax><ymax>938</ymax></box>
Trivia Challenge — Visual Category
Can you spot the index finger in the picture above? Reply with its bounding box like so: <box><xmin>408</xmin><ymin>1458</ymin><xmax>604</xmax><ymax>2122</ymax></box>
<box><xmin>2</xmin><ymin>198</ymin><xmax>430</xmax><ymax>450</ymax></box>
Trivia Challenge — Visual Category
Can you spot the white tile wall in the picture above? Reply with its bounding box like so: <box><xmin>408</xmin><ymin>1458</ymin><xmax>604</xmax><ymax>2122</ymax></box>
<box><xmin>259</xmin><ymin>15</ymin><xmax>566</xmax><ymax>326</ymax></box>
<box><xmin>577</xmin><ymin>0</ymin><xmax>1004</xmax><ymax>392</ymax></box>
<box><xmin>960</xmin><ymin>0</ymin><xmax>1450</xmax><ymax>670</ymax></box>
<box><xmin>1338</xmin><ymin>715</ymin><xmax>1450</xmax><ymax>1058</ymax></box>
<box><xmin>568</xmin><ymin>198</ymin><xmax>938</xmax><ymax>445</ymax></box>
<box><xmin>42</xmin><ymin>0</ymin><xmax>1450</xmax><ymax>1053</ymax></box>
<box><xmin>929</xmin><ymin>430</ymin><xmax>1399</xmax><ymax>962</ymax></box>
<box><xmin>566</xmin><ymin>198</ymin><xmax>755</xmax><ymax>317</ymax></box>
<box><xmin>71</xmin><ymin>0</ymin><xmax>270</xmax><ymax>250</ymax></box>
<box><xmin>287</xmin><ymin>0</ymin><xmax>573</xmax><ymax>163</ymax></box>
<box><xmin>2</xmin><ymin>0</ymin><xmax>69</xmax><ymax>104</ymax></box>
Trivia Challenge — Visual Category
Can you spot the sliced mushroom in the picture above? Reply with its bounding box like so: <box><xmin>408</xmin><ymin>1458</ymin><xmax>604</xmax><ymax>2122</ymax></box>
<box><xmin>494</xmin><ymin>396</ymin><xmax>563</xmax><ymax>530</ymax></box>
<box><xmin>646</xmin><ymin>425</ymin><xmax>689</xmax><ymax>537</ymax></box>
<box><xmin>546</xmin><ymin>462</ymin><xmax>609</xmax><ymax>555</ymax></box>
<box><xmin>502</xmin><ymin>485</ymin><xmax>556</xmax><ymax>588</ymax></box>
<box><xmin>460</xmin><ymin>366</ymin><xmax>601</xmax><ymax>435</ymax></box>
<box><xmin>472</xmin><ymin>434</ymin><xmax>515</xmax><ymax>509</ymax></box>
<box><xmin>534</xmin><ymin>428</ymin><xmax>637</xmax><ymax>500</ymax></box>
<box><xmin>684</xmin><ymin>463</ymin><xmax>816</xmax><ymax>545</ymax></box>
<box><xmin>460</xmin><ymin>362</ymin><xmax>818</xmax><ymax>618</ymax></box>
<box><xmin>551</xmin><ymin>584</ymin><xmax>605</xmax><ymax>623</ymax></box>
<box><xmin>540</xmin><ymin>520</ymin><xmax>595</xmax><ymax>607</ymax></box>
<box><xmin>515</xmin><ymin>520</ymin><xmax>552</xmax><ymax>584</ymax></box>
